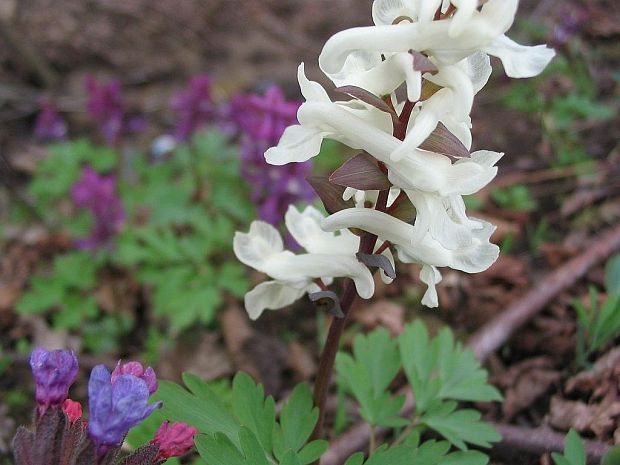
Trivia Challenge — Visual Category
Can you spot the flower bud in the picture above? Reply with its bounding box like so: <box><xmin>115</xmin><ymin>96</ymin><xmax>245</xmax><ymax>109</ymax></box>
<box><xmin>151</xmin><ymin>421</ymin><xmax>198</xmax><ymax>461</ymax></box>
<box><xmin>29</xmin><ymin>348</ymin><xmax>78</xmax><ymax>416</ymax></box>
<box><xmin>61</xmin><ymin>399</ymin><xmax>83</xmax><ymax>423</ymax></box>
<box><xmin>111</xmin><ymin>360</ymin><xmax>158</xmax><ymax>395</ymax></box>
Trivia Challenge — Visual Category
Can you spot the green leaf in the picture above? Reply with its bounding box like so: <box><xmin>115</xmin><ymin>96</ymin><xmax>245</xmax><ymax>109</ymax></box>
<box><xmin>232</xmin><ymin>373</ymin><xmax>275</xmax><ymax>455</ymax></box>
<box><xmin>53</xmin><ymin>252</ymin><xmax>98</xmax><ymax>290</ymax></box>
<box><xmin>158</xmin><ymin>378</ymin><xmax>239</xmax><ymax>443</ymax></box>
<box><xmin>439</xmin><ymin>450</ymin><xmax>489</xmax><ymax>465</ymax></box>
<box><xmin>15</xmin><ymin>277</ymin><xmax>65</xmax><ymax>314</ymax></box>
<box><xmin>297</xmin><ymin>440</ymin><xmax>329</xmax><ymax>465</ymax></box>
<box><xmin>605</xmin><ymin>254</ymin><xmax>620</xmax><ymax>295</ymax></box>
<box><xmin>238</xmin><ymin>427</ymin><xmax>271</xmax><ymax>465</ymax></box>
<box><xmin>602</xmin><ymin>444</ymin><xmax>620</xmax><ymax>465</ymax></box>
<box><xmin>195</xmin><ymin>433</ymin><xmax>245</xmax><ymax>465</ymax></box>
<box><xmin>274</xmin><ymin>383</ymin><xmax>318</xmax><ymax>459</ymax></box>
<box><xmin>421</xmin><ymin>402</ymin><xmax>501</xmax><ymax>450</ymax></box>
<box><xmin>343</xmin><ymin>452</ymin><xmax>365</xmax><ymax>465</ymax></box>
<box><xmin>336</xmin><ymin>328</ymin><xmax>406</xmax><ymax>428</ymax></box>
<box><xmin>399</xmin><ymin>321</ymin><xmax>502</xmax><ymax>413</ymax></box>
<box><xmin>363</xmin><ymin>444</ymin><xmax>418</xmax><ymax>465</ymax></box>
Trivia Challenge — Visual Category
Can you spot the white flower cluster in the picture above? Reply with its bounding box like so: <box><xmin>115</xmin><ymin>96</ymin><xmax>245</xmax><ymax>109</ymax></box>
<box><xmin>234</xmin><ymin>0</ymin><xmax>554</xmax><ymax>319</ymax></box>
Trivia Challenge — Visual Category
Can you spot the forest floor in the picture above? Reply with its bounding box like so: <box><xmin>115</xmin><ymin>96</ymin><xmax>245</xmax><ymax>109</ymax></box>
<box><xmin>0</xmin><ymin>0</ymin><xmax>619</xmax><ymax>464</ymax></box>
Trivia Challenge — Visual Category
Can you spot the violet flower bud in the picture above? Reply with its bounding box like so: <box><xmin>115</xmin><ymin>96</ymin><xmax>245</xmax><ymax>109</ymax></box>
<box><xmin>29</xmin><ymin>348</ymin><xmax>78</xmax><ymax>416</ymax></box>
<box><xmin>87</xmin><ymin>365</ymin><xmax>162</xmax><ymax>457</ymax></box>
<box><xmin>111</xmin><ymin>361</ymin><xmax>158</xmax><ymax>395</ymax></box>
<box><xmin>151</xmin><ymin>421</ymin><xmax>198</xmax><ymax>462</ymax></box>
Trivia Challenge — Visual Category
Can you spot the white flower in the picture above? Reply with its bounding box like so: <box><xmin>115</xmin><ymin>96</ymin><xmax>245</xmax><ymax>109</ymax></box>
<box><xmin>319</xmin><ymin>0</ymin><xmax>554</xmax><ymax>80</ymax></box>
<box><xmin>286</xmin><ymin>96</ymin><xmax>501</xmax><ymax>196</ymax></box>
<box><xmin>233</xmin><ymin>208</ymin><xmax>375</xmax><ymax>319</ymax></box>
<box><xmin>321</xmin><ymin>208</ymin><xmax>499</xmax><ymax>307</ymax></box>
<box><xmin>265</xmin><ymin>64</ymin><xmax>393</xmax><ymax>166</ymax></box>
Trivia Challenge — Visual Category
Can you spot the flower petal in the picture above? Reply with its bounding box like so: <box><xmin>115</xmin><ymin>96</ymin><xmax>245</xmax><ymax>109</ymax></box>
<box><xmin>244</xmin><ymin>281</ymin><xmax>308</xmax><ymax>320</ymax></box>
<box><xmin>285</xmin><ymin>205</ymin><xmax>359</xmax><ymax>255</ymax></box>
<box><xmin>265</xmin><ymin>124</ymin><xmax>325</xmax><ymax>165</ymax></box>
<box><xmin>233</xmin><ymin>221</ymin><xmax>284</xmax><ymax>271</ymax></box>
<box><xmin>482</xmin><ymin>34</ymin><xmax>556</xmax><ymax>78</ymax></box>
<box><xmin>420</xmin><ymin>265</ymin><xmax>442</xmax><ymax>307</ymax></box>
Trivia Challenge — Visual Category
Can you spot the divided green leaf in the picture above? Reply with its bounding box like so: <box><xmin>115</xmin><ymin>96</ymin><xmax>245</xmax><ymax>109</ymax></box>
<box><xmin>157</xmin><ymin>372</ymin><xmax>326</xmax><ymax>465</ymax></box>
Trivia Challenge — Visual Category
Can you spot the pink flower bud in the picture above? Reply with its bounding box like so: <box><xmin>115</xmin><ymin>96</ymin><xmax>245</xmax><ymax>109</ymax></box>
<box><xmin>151</xmin><ymin>421</ymin><xmax>198</xmax><ymax>461</ymax></box>
<box><xmin>62</xmin><ymin>399</ymin><xmax>83</xmax><ymax>423</ymax></box>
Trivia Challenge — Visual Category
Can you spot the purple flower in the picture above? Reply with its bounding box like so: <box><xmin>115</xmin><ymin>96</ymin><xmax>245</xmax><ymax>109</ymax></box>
<box><xmin>86</xmin><ymin>77</ymin><xmax>125</xmax><ymax>145</ymax></box>
<box><xmin>111</xmin><ymin>361</ymin><xmax>158</xmax><ymax>395</ymax></box>
<box><xmin>29</xmin><ymin>348</ymin><xmax>78</xmax><ymax>417</ymax></box>
<box><xmin>71</xmin><ymin>166</ymin><xmax>125</xmax><ymax>250</ymax></box>
<box><xmin>151</xmin><ymin>421</ymin><xmax>197</xmax><ymax>462</ymax></box>
<box><xmin>171</xmin><ymin>75</ymin><xmax>215</xmax><ymax>141</ymax></box>
<box><xmin>34</xmin><ymin>100</ymin><xmax>67</xmax><ymax>141</ymax></box>
<box><xmin>552</xmin><ymin>6</ymin><xmax>587</xmax><ymax>47</ymax></box>
<box><xmin>87</xmin><ymin>364</ymin><xmax>161</xmax><ymax>457</ymax></box>
<box><xmin>231</xmin><ymin>86</ymin><xmax>314</xmax><ymax>225</ymax></box>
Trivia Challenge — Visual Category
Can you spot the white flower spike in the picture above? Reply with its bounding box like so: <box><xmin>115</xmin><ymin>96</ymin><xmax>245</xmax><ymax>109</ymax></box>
<box><xmin>235</xmin><ymin>0</ymin><xmax>553</xmax><ymax>317</ymax></box>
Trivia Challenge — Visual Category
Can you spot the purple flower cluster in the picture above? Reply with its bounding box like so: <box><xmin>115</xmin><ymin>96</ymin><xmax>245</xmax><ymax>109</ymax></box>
<box><xmin>71</xmin><ymin>166</ymin><xmax>125</xmax><ymax>250</ymax></box>
<box><xmin>85</xmin><ymin>77</ymin><xmax>125</xmax><ymax>146</ymax></box>
<box><xmin>552</xmin><ymin>6</ymin><xmax>587</xmax><ymax>47</ymax></box>
<box><xmin>232</xmin><ymin>86</ymin><xmax>314</xmax><ymax>225</ymax></box>
<box><xmin>85</xmin><ymin>76</ymin><xmax>146</xmax><ymax>146</ymax></box>
<box><xmin>171</xmin><ymin>75</ymin><xmax>216</xmax><ymax>142</ymax></box>
<box><xmin>88</xmin><ymin>364</ymin><xmax>162</xmax><ymax>458</ymax></box>
<box><xmin>25</xmin><ymin>348</ymin><xmax>196</xmax><ymax>464</ymax></box>
<box><xmin>34</xmin><ymin>100</ymin><xmax>67</xmax><ymax>141</ymax></box>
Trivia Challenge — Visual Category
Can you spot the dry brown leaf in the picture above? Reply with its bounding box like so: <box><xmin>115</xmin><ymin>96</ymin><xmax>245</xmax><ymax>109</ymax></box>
<box><xmin>547</xmin><ymin>394</ymin><xmax>620</xmax><ymax>438</ymax></box>
<box><xmin>354</xmin><ymin>300</ymin><xmax>404</xmax><ymax>335</ymax></box>
<box><xmin>158</xmin><ymin>332</ymin><xmax>232</xmax><ymax>382</ymax></box>
<box><xmin>494</xmin><ymin>357</ymin><xmax>561</xmax><ymax>420</ymax></box>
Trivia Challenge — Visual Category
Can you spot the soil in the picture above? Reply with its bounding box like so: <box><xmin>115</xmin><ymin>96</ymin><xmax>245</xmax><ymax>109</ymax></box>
<box><xmin>1</xmin><ymin>0</ymin><xmax>619</xmax><ymax>464</ymax></box>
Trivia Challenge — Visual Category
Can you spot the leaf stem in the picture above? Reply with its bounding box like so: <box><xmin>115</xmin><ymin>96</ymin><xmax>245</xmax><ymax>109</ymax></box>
<box><xmin>369</xmin><ymin>427</ymin><xmax>377</xmax><ymax>453</ymax></box>
<box><xmin>392</xmin><ymin>421</ymin><xmax>418</xmax><ymax>447</ymax></box>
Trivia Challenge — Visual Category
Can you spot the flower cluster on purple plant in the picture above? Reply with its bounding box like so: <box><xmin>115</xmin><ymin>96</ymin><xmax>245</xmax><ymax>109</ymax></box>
<box><xmin>231</xmin><ymin>85</ymin><xmax>315</xmax><ymax>225</ymax></box>
<box><xmin>71</xmin><ymin>166</ymin><xmax>126</xmax><ymax>251</ymax></box>
<box><xmin>14</xmin><ymin>348</ymin><xmax>197</xmax><ymax>464</ymax></box>
<box><xmin>35</xmin><ymin>73</ymin><xmax>316</xmax><ymax>230</ymax></box>
<box><xmin>170</xmin><ymin>74</ymin><xmax>216</xmax><ymax>142</ymax></box>
<box><xmin>33</xmin><ymin>100</ymin><xmax>67</xmax><ymax>141</ymax></box>
<box><xmin>85</xmin><ymin>77</ymin><xmax>146</xmax><ymax>146</ymax></box>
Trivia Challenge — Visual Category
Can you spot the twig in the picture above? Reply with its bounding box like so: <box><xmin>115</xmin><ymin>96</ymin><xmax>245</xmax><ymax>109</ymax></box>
<box><xmin>321</xmin><ymin>390</ymin><xmax>611</xmax><ymax>465</ymax></box>
<box><xmin>468</xmin><ymin>222</ymin><xmax>620</xmax><ymax>362</ymax></box>
<box><xmin>492</xmin><ymin>423</ymin><xmax>608</xmax><ymax>465</ymax></box>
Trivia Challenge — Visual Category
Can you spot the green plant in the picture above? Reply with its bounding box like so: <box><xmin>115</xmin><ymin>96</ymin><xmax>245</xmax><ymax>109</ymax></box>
<box><xmin>490</xmin><ymin>185</ymin><xmax>537</xmax><ymax>212</ymax></box>
<box><xmin>15</xmin><ymin>251</ymin><xmax>102</xmax><ymax>330</ymax></box>
<box><xmin>551</xmin><ymin>430</ymin><xmax>585</xmax><ymax>465</ymax></box>
<box><xmin>574</xmin><ymin>254</ymin><xmax>620</xmax><ymax>368</ymax></box>
<box><xmin>155</xmin><ymin>372</ymin><xmax>328</xmax><ymax>465</ymax></box>
<box><xmin>115</xmin><ymin>130</ymin><xmax>252</xmax><ymax>331</ymax></box>
<box><xmin>336</xmin><ymin>322</ymin><xmax>502</xmax><ymax>456</ymax></box>
<box><xmin>27</xmin><ymin>139</ymin><xmax>116</xmax><ymax>223</ymax></box>
<box><xmin>503</xmin><ymin>51</ymin><xmax>614</xmax><ymax>167</ymax></box>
